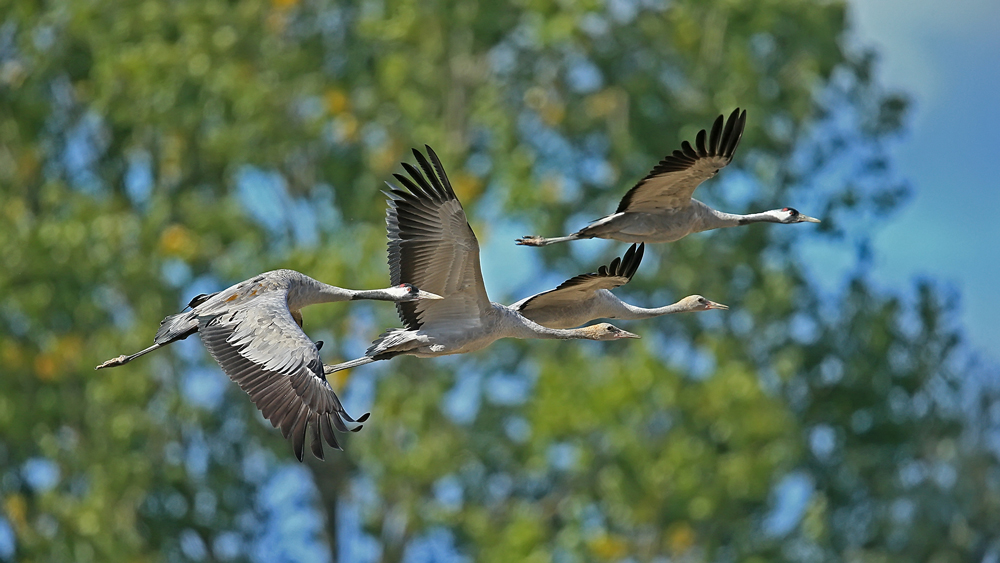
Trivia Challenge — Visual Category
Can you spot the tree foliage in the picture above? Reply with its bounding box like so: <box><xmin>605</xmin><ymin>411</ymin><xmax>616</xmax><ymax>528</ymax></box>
<box><xmin>1</xmin><ymin>0</ymin><xmax>996</xmax><ymax>562</ymax></box>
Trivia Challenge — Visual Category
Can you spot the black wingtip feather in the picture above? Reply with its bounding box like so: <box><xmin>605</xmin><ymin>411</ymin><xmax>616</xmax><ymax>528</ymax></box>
<box><xmin>680</xmin><ymin>140</ymin><xmax>698</xmax><ymax>159</ymax></box>
<box><xmin>412</xmin><ymin>149</ymin><xmax>444</xmax><ymax>195</ymax></box>
<box><xmin>726</xmin><ymin>109</ymin><xmax>747</xmax><ymax>157</ymax></box>
<box><xmin>708</xmin><ymin>113</ymin><xmax>724</xmax><ymax>155</ymax></box>
<box><xmin>424</xmin><ymin>145</ymin><xmax>456</xmax><ymax>198</ymax></box>
<box><xmin>399</xmin><ymin>163</ymin><xmax>435</xmax><ymax>197</ymax></box>
<box><xmin>695</xmin><ymin>129</ymin><xmax>708</xmax><ymax>157</ymax></box>
<box><xmin>310</xmin><ymin>415</ymin><xmax>325</xmax><ymax>460</ymax></box>
<box><xmin>321</xmin><ymin>415</ymin><xmax>342</xmax><ymax>450</ymax></box>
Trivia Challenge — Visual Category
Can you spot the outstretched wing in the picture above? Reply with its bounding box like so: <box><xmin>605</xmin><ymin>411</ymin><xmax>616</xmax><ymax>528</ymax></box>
<box><xmin>197</xmin><ymin>290</ymin><xmax>366</xmax><ymax>461</ymax></box>
<box><xmin>386</xmin><ymin>146</ymin><xmax>490</xmax><ymax>332</ymax></box>
<box><xmin>615</xmin><ymin>109</ymin><xmax>746</xmax><ymax>213</ymax></box>
<box><xmin>514</xmin><ymin>244</ymin><xmax>644</xmax><ymax>315</ymax></box>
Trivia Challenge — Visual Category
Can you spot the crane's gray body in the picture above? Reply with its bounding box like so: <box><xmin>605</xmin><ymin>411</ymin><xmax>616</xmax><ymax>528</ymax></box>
<box><xmin>155</xmin><ymin>269</ymin><xmax>350</xmax><ymax>344</ymax></box>
<box><xmin>511</xmin><ymin>289</ymin><xmax>627</xmax><ymax>329</ymax></box>
<box><xmin>573</xmin><ymin>200</ymin><xmax>736</xmax><ymax>244</ymax></box>
<box><xmin>367</xmin><ymin>301</ymin><xmax>581</xmax><ymax>358</ymax></box>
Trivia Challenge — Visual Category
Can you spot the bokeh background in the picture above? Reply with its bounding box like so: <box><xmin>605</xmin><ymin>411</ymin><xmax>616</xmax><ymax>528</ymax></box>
<box><xmin>1</xmin><ymin>0</ymin><xmax>997</xmax><ymax>561</ymax></box>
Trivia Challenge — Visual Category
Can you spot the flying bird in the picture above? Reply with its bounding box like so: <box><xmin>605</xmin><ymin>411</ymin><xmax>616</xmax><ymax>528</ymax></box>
<box><xmin>95</xmin><ymin>270</ymin><xmax>441</xmax><ymax>461</ymax></box>
<box><xmin>516</xmin><ymin>108</ymin><xmax>820</xmax><ymax>247</ymax></box>
<box><xmin>324</xmin><ymin>147</ymin><xmax>640</xmax><ymax>376</ymax></box>
<box><xmin>511</xmin><ymin>243</ymin><xmax>728</xmax><ymax>329</ymax></box>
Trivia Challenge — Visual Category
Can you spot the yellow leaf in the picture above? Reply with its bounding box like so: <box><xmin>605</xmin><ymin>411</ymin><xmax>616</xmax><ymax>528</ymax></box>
<box><xmin>587</xmin><ymin>533</ymin><xmax>629</xmax><ymax>559</ymax></box>
<box><xmin>324</xmin><ymin>89</ymin><xmax>350</xmax><ymax>115</ymax></box>
<box><xmin>3</xmin><ymin>494</ymin><xmax>27</xmax><ymax>532</ymax></box>
<box><xmin>666</xmin><ymin>521</ymin><xmax>696</xmax><ymax>554</ymax></box>
<box><xmin>452</xmin><ymin>171</ymin><xmax>483</xmax><ymax>202</ymax></box>
<box><xmin>34</xmin><ymin>353</ymin><xmax>58</xmax><ymax>381</ymax></box>
<box><xmin>159</xmin><ymin>224</ymin><xmax>195</xmax><ymax>257</ymax></box>
<box><xmin>332</xmin><ymin>368</ymin><xmax>351</xmax><ymax>391</ymax></box>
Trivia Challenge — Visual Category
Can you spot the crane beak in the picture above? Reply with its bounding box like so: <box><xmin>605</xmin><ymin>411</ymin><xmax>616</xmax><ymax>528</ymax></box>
<box><xmin>617</xmin><ymin>329</ymin><xmax>641</xmax><ymax>339</ymax></box>
<box><xmin>798</xmin><ymin>214</ymin><xmax>821</xmax><ymax>223</ymax></box>
<box><xmin>416</xmin><ymin>290</ymin><xmax>445</xmax><ymax>300</ymax></box>
<box><xmin>705</xmin><ymin>300</ymin><xmax>729</xmax><ymax>310</ymax></box>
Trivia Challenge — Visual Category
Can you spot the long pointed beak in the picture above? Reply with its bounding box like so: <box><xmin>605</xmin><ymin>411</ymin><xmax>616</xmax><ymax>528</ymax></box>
<box><xmin>417</xmin><ymin>290</ymin><xmax>445</xmax><ymax>300</ymax></box>
<box><xmin>706</xmin><ymin>300</ymin><xmax>729</xmax><ymax>310</ymax></box>
<box><xmin>799</xmin><ymin>214</ymin><xmax>821</xmax><ymax>223</ymax></box>
<box><xmin>617</xmin><ymin>330</ymin><xmax>641</xmax><ymax>339</ymax></box>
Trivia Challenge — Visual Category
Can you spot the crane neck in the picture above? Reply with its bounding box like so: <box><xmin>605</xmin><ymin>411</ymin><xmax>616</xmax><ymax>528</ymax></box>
<box><xmin>346</xmin><ymin>288</ymin><xmax>407</xmax><ymax>301</ymax></box>
<box><xmin>615</xmin><ymin>299</ymin><xmax>690</xmax><ymax>320</ymax></box>
<box><xmin>706</xmin><ymin>208</ymin><xmax>783</xmax><ymax>228</ymax></box>
<box><xmin>693</xmin><ymin>200</ymin><xmax>783</xmax><ymax>230</ymax></box>
<box><xmin>307</xmin><ymin>284</ymin><xmax>356</xmax><ymax>304</ymax></box>
<box><xmin>509</xmin><ymin>311</ymin><xmax>601</xmax><ymax>340</ymax></box>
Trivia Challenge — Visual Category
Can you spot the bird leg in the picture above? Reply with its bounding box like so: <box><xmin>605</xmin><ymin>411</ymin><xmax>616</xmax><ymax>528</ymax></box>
<box><xmin>94</xmin><ymin>343</ymin><xmax>163</xmax><ymax>370</ymax></box>
<box><xmin>324</xmin><ymin>356</ymin><xmax>375</xmax><ymax>375</ymax></box>
<box><xmin>515</xmin><ymin>233</ymin><xmax>582</xmax><ymax>246</ymax></box>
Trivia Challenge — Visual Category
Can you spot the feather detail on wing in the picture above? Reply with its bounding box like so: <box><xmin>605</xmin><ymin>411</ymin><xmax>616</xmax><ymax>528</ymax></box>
<box><xmin>615</xmin><ymin>108</ymin><xmax>747</xmax><ymax>213</ymax></box>
<box><xmin>385</xmin><ymin>146</ymin><xmax>490</xmax><ymax>331</ymax></box>
<box><xmin>196</xmin><ymin>291</ymin><xmax>366</xmax><ymax>461</ymax></box>
<box><xmin>515</xmin><ymin>243</ymin><xmax>644</xmax><ymax>314</ymax></box>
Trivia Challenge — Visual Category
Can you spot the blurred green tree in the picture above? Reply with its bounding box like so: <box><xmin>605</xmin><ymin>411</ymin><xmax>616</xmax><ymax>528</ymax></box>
<box><xmin>0</xmin><ymin>0</ymin><xmax>996</xmax><ymax>562</ymax></box>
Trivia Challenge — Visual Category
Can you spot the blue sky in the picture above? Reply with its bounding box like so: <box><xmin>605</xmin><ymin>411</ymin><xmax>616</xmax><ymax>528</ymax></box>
<box><xmin>848</xmin><ymin>0</ymin><xmax>1000</xmax><ymax>360</ymax></box>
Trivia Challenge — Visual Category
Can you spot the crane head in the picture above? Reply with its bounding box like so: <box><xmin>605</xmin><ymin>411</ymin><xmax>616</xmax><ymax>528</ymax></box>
<box><xmin>680</xmin><ymin>295</ymin><xmax>729</xmax><ymax>312</ymax></box>
<box><xmin>395</xmin><ymin>283</ymin><xmax>444</xmax><ymax>301</ymax></box>
<box><xmin>584</xmin><ymin>323</ymin><xmax>641</xmax><ymax>341</ymax></box>
<box><xmin>773</xmin><ymin>207</ymin><xmax>821</xmax><ymax>224</ymax></box>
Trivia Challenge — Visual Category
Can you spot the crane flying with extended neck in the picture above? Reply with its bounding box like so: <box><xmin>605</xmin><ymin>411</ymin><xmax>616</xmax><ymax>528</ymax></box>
<box><xmin>96</xmin><ymin>270</ymin><xmax>441</xmax><ymax>461</ymax></box>
<box><xmin>516</xmin><ymin>108</ymin><xmax>819</xmax><ymax>247</ymax></box>
<box><xmin>511</xmin><ymin>243</ymin><xmax>728</xmax><ymax>329</ymax></box>
<box><xmin>324</xmin><ymin>146</ymin><xmax>640</xmax><ymax>376</ymax></box>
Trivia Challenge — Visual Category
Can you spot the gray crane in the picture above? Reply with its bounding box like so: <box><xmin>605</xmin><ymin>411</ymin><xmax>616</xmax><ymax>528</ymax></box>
<box><xmin>511</xmin><ymin>243</ymin><xmax>728</xmax><ymax>329</ymax></box>
<box><xmin>516</xmin><ymin>108</ymin><xmax>820</xmax><ymax>247</ymax></box>
<box><xmin>324</xmin><ymin>147</ymin><xmax>640</xmax><ymax>376</ymax></box>
<box><xmin>95</xmin><ymin>270</ymin><xmax>441</xmax><ymax>460</ymax></box>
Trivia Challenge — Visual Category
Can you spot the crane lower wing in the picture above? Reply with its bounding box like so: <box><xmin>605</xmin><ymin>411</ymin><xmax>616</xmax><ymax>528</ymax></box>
<box><xmin>197</xmin><ymin>293</ymin><xmax>366</xmax><ymax>461</ymax></box>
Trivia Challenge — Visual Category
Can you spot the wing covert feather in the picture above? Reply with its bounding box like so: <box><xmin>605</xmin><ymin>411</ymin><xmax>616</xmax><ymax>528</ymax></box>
<box><xmin>516</xmin><ymin>244</ymin><xmax>644</xmax><ymax>315</ymax></box>
<box><xmin>615</xmin><ymin>109</ymin><xmax>746</xmax><ymax>213</ymax></box>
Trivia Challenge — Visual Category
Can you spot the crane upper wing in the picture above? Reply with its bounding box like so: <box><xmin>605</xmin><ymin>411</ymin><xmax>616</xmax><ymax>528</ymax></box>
<box><xmin>515</xmin><ymin>243</ymin><xmax>644</xmax><ymax>315</ymax></box>
<box><xmin>386</xmin><ymin>146</ymin><xmax>490</xmax><ymax>332</ymax></box>
<box><xmin>197</xmin><ymin>291</ymin><xmax>366</xmax><ymax>461</ymax></box>
<box><xmin>615</xmin><ymin>108</ymin><xmax>746</xmax><ymax>214</ymax></box>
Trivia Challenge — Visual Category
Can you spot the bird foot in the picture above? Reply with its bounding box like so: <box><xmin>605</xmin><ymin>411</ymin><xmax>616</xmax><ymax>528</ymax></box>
<box><xmin>95</xmin><ymin>355</ymin><xmax>128</xmax><ymax>370</ymax></box>
<box><xmin>515</xmin><ymin>235</ymin><xmax>544</xmax><ymax>246</ymax></box>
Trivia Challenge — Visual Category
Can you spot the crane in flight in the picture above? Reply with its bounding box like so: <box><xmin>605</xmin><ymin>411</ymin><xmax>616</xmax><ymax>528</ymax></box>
<box><xmin>511</xmin><ymin>243</ymin><xmax>728</xmax><ymax>329</ymax></box>
<box><xmin>324</xmin><ymin>147</ymin><xmax>640</xmax><ymax>376</ymax></box>
<box><xmin>96</xmin><ymin>270</ymin><xmax>441</xmax><ymax>461</ymax></box>
<box><xmin>516</xmin><ymin>108</ymin><xmax>819</xmax><ymax>247</ymax></box>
